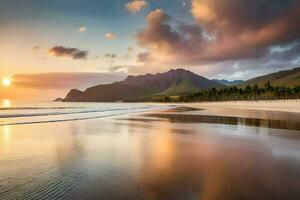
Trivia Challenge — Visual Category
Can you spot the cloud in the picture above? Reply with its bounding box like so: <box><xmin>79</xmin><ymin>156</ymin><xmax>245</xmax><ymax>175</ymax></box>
<box><xmin>48</xmin><ymin>46</ymin><xmax>88</xmax><ymax>60</ymax></box>
<box><xmin>128</xmin><ymin>47</ymin><xmax>134</xmax><ymax>52</ymax></box>
<box><xmin>78</xmin><ymin>27</ymin><xmax>87</xmax><ymax>32</ymax></box>
<box><xmin>269</xmin><ymin>42</ymin><xmax>300</xmax><ymax>61</ymax></box>
<box><xmin>105</xmin><ymin>32</ymin><xmax>116</xmax><ymax>40</ymax></box>
<box><xmin>136</xmin><ymin>9</ymin><xmax>208</xmax><ymax>65</ymax></box>
<box><xmin>33</xmin><ymin>46</ymin><xmax>41</xmax><ymax>51</ymax></box>
<box><xmin>135</xmin><ymin>0</ymin><xmax>300</xmax><ymax>68</ymax></box>
<box><xmin>190</xmin><ymin>0</ymin><xmax>300</xmax><ymax>51</ymax></box>
<box><xmin>125</xmin><ymin>0</ymin><xmax>148</xmax><ymax>13</ymax></box>
<box><xmin>12</xmin><ymin>72</ymin><xmax>127</xmax><ymax>89</ymax></box>
<box><xmin>105</xmin><ymin>54</ymin><xmax>117</xmax><ymax>59</ymax></box>
<box><xmin>5</xmin><ymin>72</ymin><xmax>128</xmax><ymax>100</ymax></box>
<box><xmin>108</xmin><ymin>65</ymin><xmax>130</xmax><ymax>73</ymax></box>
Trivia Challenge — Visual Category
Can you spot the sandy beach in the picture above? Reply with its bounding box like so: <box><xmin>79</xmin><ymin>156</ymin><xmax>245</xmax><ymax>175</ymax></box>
<box><xmin>179</xmin><ymin>100</ymin><xmax>300</xmax><ymax>122</ymax></box>
<box><xmin>184</xmin><ymin>100</ymin><xmax>300</xmax><ymax>113</ymax></box>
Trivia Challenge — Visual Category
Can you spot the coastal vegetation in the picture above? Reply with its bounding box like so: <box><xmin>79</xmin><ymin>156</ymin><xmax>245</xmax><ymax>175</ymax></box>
<box><xmin>153</xmin><ymin>82</ymin><xmax>300</xmax><ymax>102</ymax></box>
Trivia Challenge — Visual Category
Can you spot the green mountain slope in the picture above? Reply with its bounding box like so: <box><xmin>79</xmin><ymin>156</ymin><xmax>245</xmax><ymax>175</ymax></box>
<box><xmin>242</xmin><ymin>67</ymin><xmax>300</xmax><ymax>87</ymax></box>
<box><xmin>122</xmin><ymin>68</ymin><xmax>224</xmax><ymax>92</ymax></box>
<box><xmin>159</xmin><ymin>79</ymin><xmax>201</xmax><ymax>96</ymax></box>
<box><xmin>272</xmin><ymin>71</ymin><xmax>300</xmax><ymax>87</ymax></box>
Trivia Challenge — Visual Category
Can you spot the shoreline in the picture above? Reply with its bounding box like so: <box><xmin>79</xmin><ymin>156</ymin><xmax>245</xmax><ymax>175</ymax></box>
<box><xmin>173</xmin><ymin>99</ymin><xmax>300</xmax><ymax>113</ymax></box>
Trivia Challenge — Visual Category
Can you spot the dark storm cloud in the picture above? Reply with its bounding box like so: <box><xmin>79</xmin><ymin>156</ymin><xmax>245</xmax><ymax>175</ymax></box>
<box><xmin>136</xmin><ymin>9</ymin><xmax>208</xmax><ymax>65</ymax></box>
<box><xmin>206</xmin><ymin>49</ymin><xmax>300</xmax><ymax>81</ymax></box>
<box><xmin>136</xmin><ymin>0</ymin><xmax>300</xmax><ymax>68</ymax></box>
<box><xmin>48</xmin><ymin>46</ymin><xmax>88</xmax><ymax>60</ymax></box>
<box><xmin>192</xmin><ymin>0</ymin><xmax>296</xmax><ymax>30</ymax></box>
<box><xmin>191</xmin><ymin>0</ymin><xmax>300</xmax><ymax>48</ymax></box>
<box><xmin>269</xmin><ymin>42</ymin><xmax>300</xmax><ymax>61</ymax></box>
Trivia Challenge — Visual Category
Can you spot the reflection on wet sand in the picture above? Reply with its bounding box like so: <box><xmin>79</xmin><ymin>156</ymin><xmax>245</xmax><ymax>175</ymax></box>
<box><xmin>137</xmin><ymin>137</ymin><xmax>300</xmax><ymax>200</ymax></box>
<box><xmin>0</xmin><ymin>108</ymin><xmax>300</xmax><ymax>199</ymax></box>
<box><xmin>143</xmin><ymin>113</ymin><xmax>300</xmax><ymax>131</ymax></box>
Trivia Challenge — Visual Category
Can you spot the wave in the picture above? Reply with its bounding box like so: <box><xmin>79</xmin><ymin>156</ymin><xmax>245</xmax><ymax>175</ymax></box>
<box><xmin>0</xmin><ymin>107</ymin><xmax>156</xmax><ymax>119</ymax></box>
<box><xmin>0</xmin><ymin>107</ymin><xmax>83</xmax><ymax>111</ymax></box>
<box><xmin>0</xmin><ymin>105</ymin><xmax>175</xmax><ymax>126</ymax></box>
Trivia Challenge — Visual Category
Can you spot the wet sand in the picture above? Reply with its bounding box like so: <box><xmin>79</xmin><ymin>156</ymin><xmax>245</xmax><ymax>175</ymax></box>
<box><xmin>1</xmin><ymin>106</ymin><xmax>300</xmax><ymax>200</ymax></box>
<box><xmin>185</xmin><ymin>100</ymin><xmax>300</xmax><ymax>113</ymax></box>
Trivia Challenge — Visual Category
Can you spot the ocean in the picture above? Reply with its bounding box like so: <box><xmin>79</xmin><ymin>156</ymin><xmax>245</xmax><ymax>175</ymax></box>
<box><xmin>0</xmin><ymin>100</ymin><xmax>175</xmax><ymax>126</ymax></box>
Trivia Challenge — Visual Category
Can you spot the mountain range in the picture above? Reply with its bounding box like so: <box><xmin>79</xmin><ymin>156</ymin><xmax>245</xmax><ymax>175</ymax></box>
<box><xmin>63</xmin><ymin>67</ymin><xmax>300</xmax><ymax>102</ymax></box>
<box><xmin>64</xmin><ymin>69</ymin><xmax>223</xmax><ymax>102</ymax></box>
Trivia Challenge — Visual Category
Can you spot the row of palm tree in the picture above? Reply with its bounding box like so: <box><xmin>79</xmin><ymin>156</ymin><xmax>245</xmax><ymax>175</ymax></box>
<box><xmin>157</xmin><ymin>82</ymin><xmax>300</xmax><ymax>102</ymax></box>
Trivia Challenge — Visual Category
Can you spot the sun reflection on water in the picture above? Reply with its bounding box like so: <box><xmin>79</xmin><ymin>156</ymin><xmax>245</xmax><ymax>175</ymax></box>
<box><xmin>0</xmin><ymin>125</ymin><xmax>12</xmax><ymax>157</ymax></box>
<box><xmin>2</xmin><ymin>99</ymin><xmax>11</xmax><ymax>108</ymax></box>
<box><xmin>3</xmin><ymin>125</ymin><xmax>11</xmax><ymax>142</ymax></box>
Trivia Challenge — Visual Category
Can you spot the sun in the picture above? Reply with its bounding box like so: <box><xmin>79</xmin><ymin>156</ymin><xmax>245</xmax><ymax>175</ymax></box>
<box><xmin>2</xmin><ymin>78</ymin><xmax>11</xmax><ymax>87</ymax></box>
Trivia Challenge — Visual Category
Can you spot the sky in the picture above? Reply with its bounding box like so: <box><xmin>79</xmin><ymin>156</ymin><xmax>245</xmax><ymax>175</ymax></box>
<box><xmin>0</xmin><ymin>0</ymin><xmax>300</xmax><ymax>100</ymax></box>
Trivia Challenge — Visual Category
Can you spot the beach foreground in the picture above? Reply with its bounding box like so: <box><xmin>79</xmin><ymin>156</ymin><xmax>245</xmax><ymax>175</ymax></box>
<box><xmin>186</xmin><ymin>100</ymin><xmax>300</xmax><ymax>113</ymax></box>
<box><xmin>0</xmin><ymin>102</ymin><xmax>300</xmax><ymax>200</ymax></box>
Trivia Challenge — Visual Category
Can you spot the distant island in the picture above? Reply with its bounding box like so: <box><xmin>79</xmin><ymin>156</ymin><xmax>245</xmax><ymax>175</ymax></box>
<box><xmin>212</xmin><ymin>79</ymin><xmax>245</xmax><ymax>86</ymax></box>
<box><xmin>61</xmin><ymin>67</ymin><xmax>300</xmax><ymax>102</ymax></box>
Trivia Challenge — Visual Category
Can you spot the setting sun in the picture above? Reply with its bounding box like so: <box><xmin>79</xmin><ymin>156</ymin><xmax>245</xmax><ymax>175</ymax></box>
<box><xmin>2</xmin><ymin>78</ymin><xmax>11</xmax><ymax>87</ymax></box>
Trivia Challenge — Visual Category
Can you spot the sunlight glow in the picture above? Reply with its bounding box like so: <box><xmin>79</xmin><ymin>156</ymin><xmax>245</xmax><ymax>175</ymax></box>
<box><xmin>2</xmin><ymin>99</ymin><xmax>11</xmax><ymax>108</ymax></box>
<box><xmin>3</xmin><ymin>125</ymin><xmax>11</xmax><ymax>142</ymax></box>
<box><xmin>2</xmin><ymin>78</ymin><xmax>11</xmax><ymax>87</ymax></box>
